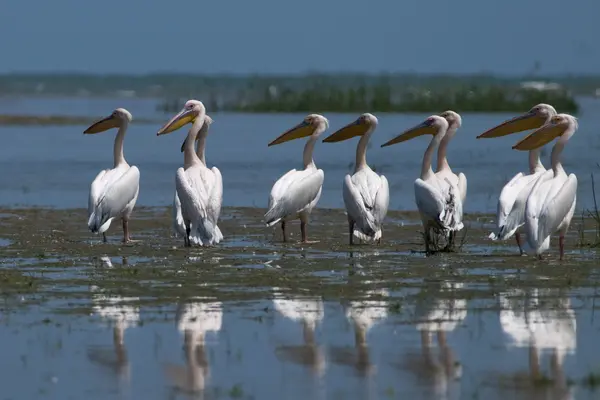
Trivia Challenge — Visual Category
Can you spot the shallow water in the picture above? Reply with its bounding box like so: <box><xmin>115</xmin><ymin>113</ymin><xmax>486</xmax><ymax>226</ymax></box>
<box><xmin>1</xmin><ymin>97</ymin><xmax>600</xmax><ymax>213</ymax></box>
<box><xmin>1</xmin><ymin>207</ymin><xmax>599</xmax><ymax>399</ymax></box>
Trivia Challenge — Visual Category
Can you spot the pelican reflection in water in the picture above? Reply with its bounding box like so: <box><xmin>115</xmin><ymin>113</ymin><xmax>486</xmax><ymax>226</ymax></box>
<box><xmin>164</xmin><ymin>300</ymin><xmax>223</xmax><ymax>395</ymax></box>
<box><xmin>272</xmin><ymin>289</ymin><xmax>326</xmax><ymax>376</ymax></box>
<box><xmin>330</xmin><ymin>289</ymin><xmax>389</xmax><ymax>378</ymax></box>
<box><xmin>88</xmin><ymin>284</ymin><xmax>140</xmax><ymax>386</ymax></box>
<box><xmin>499</xmin><ymin>288</ymin><xmax>576</xmax><ymax>398</ymax></box>
<box><xmin>404</xmin><ymin>281</ymin><xmax>466</xmax><ymax>399</ymax></box>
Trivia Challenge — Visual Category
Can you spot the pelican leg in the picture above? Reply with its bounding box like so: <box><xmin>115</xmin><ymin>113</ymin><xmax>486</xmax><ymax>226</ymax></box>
<box><xmin>122</xmin><ymin>219</ymin><xmax>131</xmax><ymax>243</ymax></box>
<box><xmin>281</xmin><ymin>221</ymin><xmax>287</xmax><ymax>243</ymax></box>
<box><xmin>301</xmin><ymin>220</ymin><xmax>307</xmax><ymax>243</ymax></box>
<box><xmin>185</xmin><ymin>224</ymin><xmax>191</xmax><ymax>247</ymax></box>
<box><xmin>102</xmin><ymin>233</ymin><xmax>107</xmax><ymax>243</ymax></box>
<box><xmin>559</xmin><ymin>234</ymin><xmax>565</xmax><ymax>260</ymax></box>
<box><xmin>377</xmin><ymin>226</ymin><xmax>382</xmax><ymax>245</ymax></box>
<box><xmin>348</xmin><ymin>219</ymin><xmax>354</xmax><ymax>245</ymax></box>
<box><xmin>424</xmin><ymin>228</ymin><xmax>431</xmax><ymax>255</ymax></box>
<box><xmin>515</xmin><ymin>233</ymin><xmax>524</xmax><ymax>255</ymax></box>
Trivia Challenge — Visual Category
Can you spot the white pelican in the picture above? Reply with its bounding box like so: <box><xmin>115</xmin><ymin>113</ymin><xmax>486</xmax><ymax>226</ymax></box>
<box><xmin>265</xmin><ymin>114</ymin><xmax>328</xmax><ymax>243</ymax></box>
<box><xmin>322</xmin><ymin>113</ymin><xmax>389</xmax><ymax>245</ymax></box>
<box><xmin>157</xmin><ymin>100</ymin><xmax>223</xmax><ymax>247</ymax></box>
<box><xmin>477</xmin><ymin>104</ymin><xmax>557</xmax><ymax>254</ymax></box>
<box><xmin>436</xmin><ymin>111</ymin><xmax>467</xmax><ymax>205</ymax></box>
<box><xmin>381</xmin><ymin>116</ymin><xmax>463</xmax><ymax>254</ymax></box>
<box><xmin>85</xmin><ymin>108</ymin><xmax>140</xmax><ymax>243</ymax></box>
<box><xmin>512</xmin><ymin>114</ymin><xmax>578</xmax><ymax>260</ymax></box>
<box><xmin>173</xmin><ymin>115</ymin><xmax>214</xmax><ymax>238</ymax></box>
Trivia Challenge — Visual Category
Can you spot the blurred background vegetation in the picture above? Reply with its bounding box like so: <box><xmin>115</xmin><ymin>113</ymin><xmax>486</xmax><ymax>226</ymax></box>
<box><xmin>1</xmin><ymin>72</ymin><xmax>595</xmax><ymax>114</ymax></box>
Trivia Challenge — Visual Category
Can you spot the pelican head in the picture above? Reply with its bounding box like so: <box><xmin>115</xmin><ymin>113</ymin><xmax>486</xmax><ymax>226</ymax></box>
<box><xmin>439</xmin><ymin>110</ymin><xmax>462</xmax><ymax>129</ymax></box>
<box><xmin>381</xmin><ymin>115</ymin><xmax>448</xmax><ymax>147</ymax></box>
<box><xmin>322</xmin><ymin>113</ymin><xmax>378</xmax><ymax>143</ymax></box>
<box><xmin>268</xmin><ymin>114</ymin><xmax>329</xmax><ymax>146</ymax></box>
<box><xmin>84</xmin><ymin>108</ymin><xmax>132</xmax><ymax>134</ymax></box>
<box><xmin>477</xmin><ymin>103</ymin><xmax>557</xmax><ymax>139</ymax></box>
<box><xmin>157</xmin><ymin>100</ymin><xmax>206</xmax><ymax>136</ymax></box>
<box><xmin>180</xmin><ymin>115</ymin><xmax>214</xmax><ymax>153</ymax></box>
<box><xmin>512</xmin><ymin>114</ymin><xmax>578</xmax><ymax>151</ymax></box>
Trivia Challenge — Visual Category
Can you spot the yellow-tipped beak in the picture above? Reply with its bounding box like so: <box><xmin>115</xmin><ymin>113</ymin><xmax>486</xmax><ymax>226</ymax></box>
<box><xmin>381</xmin><ymin>121</ymin><xmax>435</xmax><ymax>147</ymax></box>
<box><xmin>322</xmin><ymin>119</ymin><xmax>368</xmax><ymax>143</ymax></box>
<box><xmin>268</xmin><ymin>121</ymin><xmax>313</xmax><ymax>146</ymax></box>
<box><xmin>157</xmin><ymin>109</ymin><xmax>195</xmax><ymax>136</ymax></box>
<box><xmin>477</xmin><ymin>111</ymin><xmax>545</xmax><ymax>139</ymax></box>
<box><xmin>512</xmin><ymin>122</ymin><xmax>565</xmax><ymax>151</ymax></box>
<box><xmin>84</xmin><ymin>115</ymin><xmax>119</xmax><ymax>134</ymax></box>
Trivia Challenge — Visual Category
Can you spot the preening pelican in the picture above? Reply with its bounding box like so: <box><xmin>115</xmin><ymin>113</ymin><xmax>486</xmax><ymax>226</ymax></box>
<box><xmin>512</xmin><ymin>114</ymin><xmax>578</xmax><ymax>260</ymax></box>
<box><xmin>437</xmin><ymin>111</ymin><xmax>467</xmax><ymax>205</ymax></box>
<box><xmin>85</xmin><ymin>108</ymin><xmax>140</xmax><ymax>243</ymax></box>
<box><xmin>477</xmin><ymin>104</ymin><xmax>557</xmax><ymax>254</ymax></box>
<box><xmin>157</xmin><ymin>100</ymin><xmax>223</xmax><ymax>247</ymax></box>
<box><xmin>381</xmin><ymin>116</ymin><xmax>463</xmax><ymax>254</ymax></box>
<box><xmin>322</xmin><ymin>113</ymin><xmax>389</xmax><ymax>245</ymax></box>
<box><xmin>173</xmin><ymin>115</ymin><xmax>214</xmax><ymax>238</ymax></box>
<box><xmin>265</xmin><ymin>114</ymin><xmax>327</xmax><ymax>243</ymax></box>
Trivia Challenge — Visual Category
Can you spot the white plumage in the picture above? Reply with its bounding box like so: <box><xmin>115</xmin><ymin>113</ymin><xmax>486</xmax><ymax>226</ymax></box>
<box><xmin>85</xmin><ymin>108</ymin><xmax>139</xmax><ymax>243</ymax></box>
<box><xmin>323</xmin><ymin>113</ymin><xmax>389</xmax><ymax>244</ymax></box>
<box><xmin>157</xmin><ymin>101</ymin><xmax>223</xmax><ymax>247</ymax></box>
<box><xmin>515</xmin><ymin>113</ymin><xmax>578</xmax><ymax>260</ymax></box>
<box><xmin>477</xmin><ymin>104</ymin><xmax>557</xmax><ymax>253</ymax></box>
<box><xmin>265</xmin><ymin>114</ymin><xmax>329</xmax><ymax>243</ymax></box>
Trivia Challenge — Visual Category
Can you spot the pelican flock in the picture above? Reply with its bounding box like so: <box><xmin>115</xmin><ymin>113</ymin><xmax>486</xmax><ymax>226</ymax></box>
<box><xmin>322</xmin><ymin>113</ymin><xmax>389</xmax><ymax>245</ymax></box>
<box><xmin>512</xmin><ymin>114</ymin><xmax>578</xmax><ymax>260</ymax></box>
<box><xmin>172</xmin><ymin>115</ymin><xmax>214</xmax><ymax>238</ymax></box>
<box><xmin>381</xmin><ymin>115</ymin><xmax>464</xmax><ymax>254</ymax></box>
<box><xmin>264</xmin><ymin>114</ymin><xmax>328</xmax><ymax>243</ymax></box>
<box><xmin>85</xmin><ymin>108</ymin><xmax>140</xmax><ymax>243</ymax></box>
<box><xmin>477</xmin><ymin>104</ymin><xmax>557</xmax><ymax>254</ymax></box>
<box><xmin>157</xmin><ymin>100</ymin><xmax>223</xmax><ymax>247</ymax></box>
<box><xmin>72</xmin><ymin>98</ymin><xmax>585</xmax><ymax>260</ymax></box>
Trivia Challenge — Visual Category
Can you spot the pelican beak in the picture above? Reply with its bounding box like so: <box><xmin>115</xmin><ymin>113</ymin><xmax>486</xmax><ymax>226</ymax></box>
<box><xmin>322</xmin><ymin>118</ymin><xmax>368</xmax><ymax>143</ymax></box>
<box><xmin>268</xmin><ymin>120</ymin><xmax>313</xmax><ymax>146</ymax></box>
<box><xmin>180</xmin><ymin>115</ymin><xmax>213</xmax><ymax>152</ymax></box>
<box><xmin>477</xmin><ymin>111</ymin><xmax>545</xmax><ymax>139</ymax></box>
<box><xmin>381</xmin><ymin>120</ymin><xmax>435</xmax><ymax>147</ymax></box>
<box><xmin>84</xmin><ymin>114</ymin><xmax>119</xmax><ymax>134</ymax></box>
<box><xmin>512</xmin><ymin>121</ymin><xmax>565</xmax><ymax>151</ymax></box>
<box><xmin>157</xmin><ymin>108</ymin><xmax>195</xmax><ymax>136</ymax></box>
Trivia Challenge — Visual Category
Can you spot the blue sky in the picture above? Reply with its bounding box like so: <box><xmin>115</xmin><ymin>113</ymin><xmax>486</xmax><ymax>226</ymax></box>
<box><xmin>1</xmin><ymin>0</ymin><xmax>598</xmax><ymax>74</ymax></box>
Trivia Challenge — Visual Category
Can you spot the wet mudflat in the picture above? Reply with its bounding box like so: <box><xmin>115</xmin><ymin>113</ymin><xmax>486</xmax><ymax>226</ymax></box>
<box><xmin>1</xmin><ymin>206</ymin><xmax>600</xmax><ymax>399</ymax></box>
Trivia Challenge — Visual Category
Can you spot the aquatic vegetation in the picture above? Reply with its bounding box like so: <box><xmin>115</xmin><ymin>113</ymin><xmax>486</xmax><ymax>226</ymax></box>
<box><xmin>159</xmin><ymin>82</ymin><xmax>579</xmax><ymax>114</ymax></box>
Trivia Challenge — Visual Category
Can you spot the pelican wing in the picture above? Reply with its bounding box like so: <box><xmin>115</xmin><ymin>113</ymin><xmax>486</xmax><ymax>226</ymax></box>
<box><xmin>265</xmin><ymin>168</ymin><xmax>324</xmax><ymax>226</ymax></box>
<box><xmin>457</xmin><ymin>172</ymin><xmax>467</xmax><ymax>205</ymax></box>
<box><xmin>176</xmin><ymin>166</ymin><xmax>223</xmax><ymax>245</ymax></box>
<box><xmin>491</xmin><ymin>170</ymin><xmax>549</xmax><ymax>240</ymax></box>
<box><xmin>172</xmin><ymin>191</ymin><xmax>186</xmax><ymax>237</ymax></box>
<box><xmin>343</xmin><ymin>170</ymin><xmax>389</xmax><ymax>240</ymax></box>
<box><xmin>88</xmin><ymin>166</ymin><xmax>140</xmax><ymax>233</ymax></box>
<box><xmin>537</xmin><ymin>174</ymin><xmax>578</xmax><ymax>243</ymax></box>
<box><xmin>374</xmin><ymin>175</ymin><xmax>390</xmax><ymax>225</ymax></box>
<box><xmin>415</xmin><ymin>178</ymin><xmax>463</xmax><ymax>231</ymax></box>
